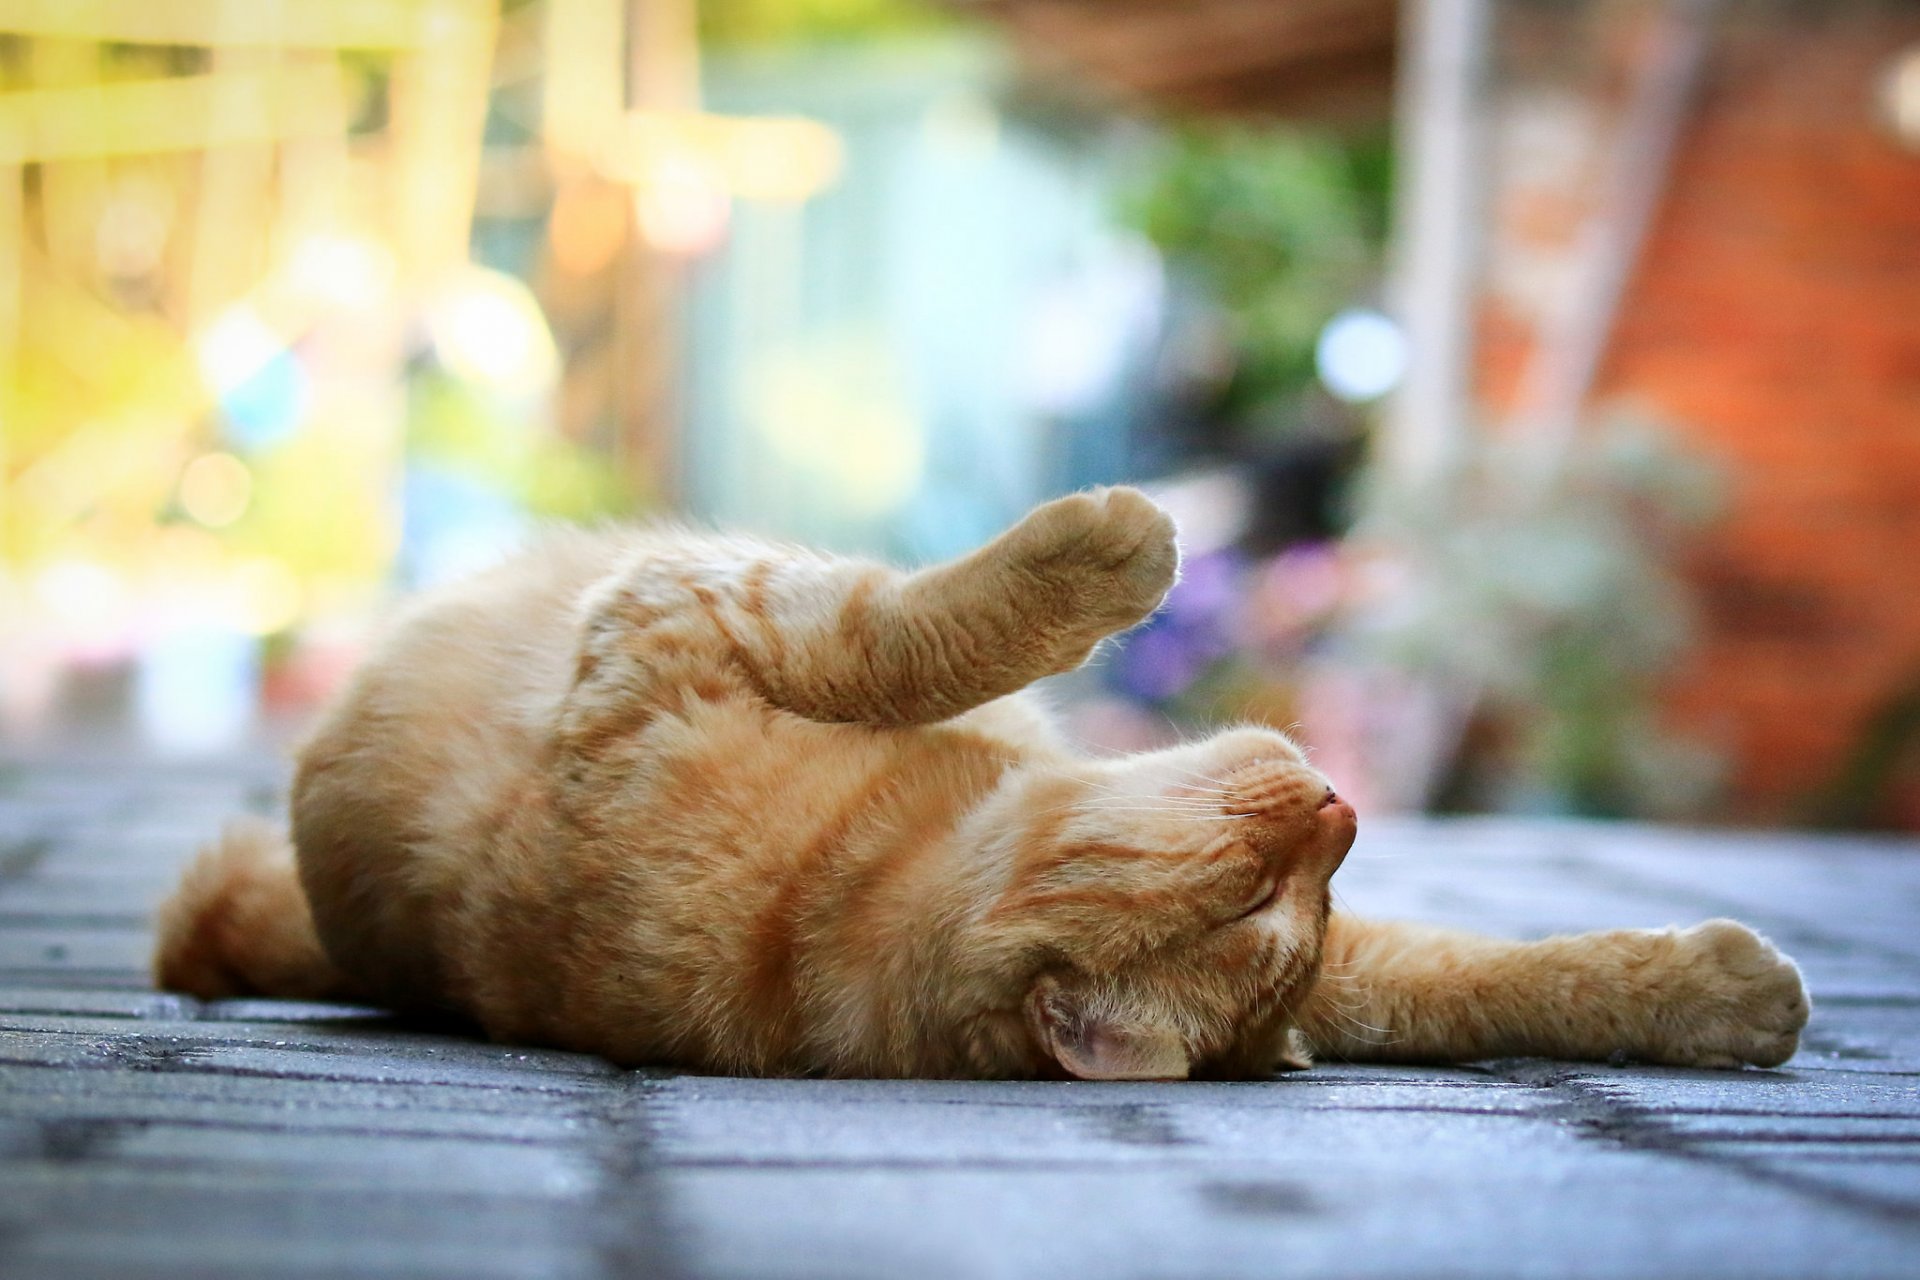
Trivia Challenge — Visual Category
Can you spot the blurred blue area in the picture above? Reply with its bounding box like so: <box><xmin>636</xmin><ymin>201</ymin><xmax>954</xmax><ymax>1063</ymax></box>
<box><xmin>217</xmin><ymin>350</ymin><xmax>309</xmax><ymax>451</ymax></box>
<box><xmin>685</xmin><ymin>41</ymin><xmax>1162</xmax><ymax>563</ymax></box>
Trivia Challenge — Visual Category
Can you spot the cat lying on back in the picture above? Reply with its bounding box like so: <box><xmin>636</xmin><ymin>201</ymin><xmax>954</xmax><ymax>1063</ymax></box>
<box><xmin>154</xmin><ymin>488</ymin><xmax>1809</xmax><ymax>1079</ymax></box>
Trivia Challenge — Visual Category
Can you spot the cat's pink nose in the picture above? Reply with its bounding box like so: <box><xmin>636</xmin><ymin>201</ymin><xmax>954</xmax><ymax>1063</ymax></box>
<box><xmin>1307</xmin><ymin>792</ymin><xmax>1357</xmax><ymax>876</ymax></box>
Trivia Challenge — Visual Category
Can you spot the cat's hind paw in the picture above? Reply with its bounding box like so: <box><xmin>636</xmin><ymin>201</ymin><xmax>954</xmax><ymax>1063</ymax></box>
<box><xmin>1649</xmin><ymin>919</ymin><xmax>1810</xmax><ymax>1069</ymax></box>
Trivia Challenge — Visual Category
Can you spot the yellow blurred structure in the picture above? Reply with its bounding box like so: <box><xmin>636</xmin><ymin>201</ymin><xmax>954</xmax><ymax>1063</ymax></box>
<box><xmin>0</xmin><ymin>0</ymin><xmax>846</xmax><ymax>748</ymax></box>
<box><xmin>0</xmin><ymin>0</ymin><xmax>498</xmax><ymax>626</ymax></box>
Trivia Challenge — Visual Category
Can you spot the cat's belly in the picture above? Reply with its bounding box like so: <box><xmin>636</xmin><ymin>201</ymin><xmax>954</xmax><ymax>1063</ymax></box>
<box><xmin>452</xmin><ymin>697</ymin><xmax>1038</xmax><ymax>1071</ymax></box>
<box><xmin>291</xmin><ymin>532</ymin><xmax>633</xmax><ymax>1012</ymax></box>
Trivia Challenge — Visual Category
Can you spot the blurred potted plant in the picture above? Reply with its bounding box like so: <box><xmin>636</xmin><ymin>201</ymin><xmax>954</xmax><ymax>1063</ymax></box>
<box><xmin>1123</xmin><ymin>123</ymin><xmax>1391</xmax><ymax>452</ymax></box>
<box><xmin>1349</xmin><ymin>415</ymin><xmax>1726</xmax><ymax>818</ymax></box>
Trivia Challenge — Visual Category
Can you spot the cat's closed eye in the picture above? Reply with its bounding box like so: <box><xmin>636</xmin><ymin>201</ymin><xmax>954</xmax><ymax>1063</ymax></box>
<box><xmin>1233</xmin><ymin>873</ymin><xmax>1282</xmax><ymax>921</ymax></box>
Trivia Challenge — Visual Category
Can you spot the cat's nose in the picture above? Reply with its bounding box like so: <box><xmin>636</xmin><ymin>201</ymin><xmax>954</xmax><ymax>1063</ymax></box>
<box><xmin>1304</xmin><ymin>791</ymin><xmax>1357</xmax><ymax>877</ymax></box>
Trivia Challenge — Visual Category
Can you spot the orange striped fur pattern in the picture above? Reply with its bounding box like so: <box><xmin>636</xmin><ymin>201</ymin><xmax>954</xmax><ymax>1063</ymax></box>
<box><xmin>155</xmin><ymin>489</ymin><xmax>1810</xmax><ymax>1077</ymax></box>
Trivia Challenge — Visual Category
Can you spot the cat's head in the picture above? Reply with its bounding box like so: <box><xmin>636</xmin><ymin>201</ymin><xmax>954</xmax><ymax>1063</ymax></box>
<box><xmin>962</xmin><ymin>727</ymin><xmax>1352</xmax><ymax>1080</ymax></box>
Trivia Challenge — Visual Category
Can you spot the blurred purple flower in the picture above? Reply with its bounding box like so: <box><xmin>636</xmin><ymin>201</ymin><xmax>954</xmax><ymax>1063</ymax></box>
<box><xmin>1109</xmin><ymin>548</ymin><xmax>1246</xmax><ymax>703</ymax></box>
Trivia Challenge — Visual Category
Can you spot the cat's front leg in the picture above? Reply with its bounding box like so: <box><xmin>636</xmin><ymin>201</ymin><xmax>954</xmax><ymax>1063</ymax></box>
<box><xmin>1297</xmin><ymin>915</ymin><xmax>1810</xmax><ymax>1069</ymax></box>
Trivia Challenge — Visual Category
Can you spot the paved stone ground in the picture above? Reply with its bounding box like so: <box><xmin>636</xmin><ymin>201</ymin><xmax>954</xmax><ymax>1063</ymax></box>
<box><xmin>0</xmin><ymin>757</ymin><xmax>1916</xmax><ymax>1280</ymax></box>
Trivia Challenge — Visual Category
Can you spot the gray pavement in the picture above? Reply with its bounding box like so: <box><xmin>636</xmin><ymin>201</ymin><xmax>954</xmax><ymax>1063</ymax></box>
<box><xmin>0</xmin><ymin>757</ymin><xmax>1916</xmax><ymax>1279</ymax></box>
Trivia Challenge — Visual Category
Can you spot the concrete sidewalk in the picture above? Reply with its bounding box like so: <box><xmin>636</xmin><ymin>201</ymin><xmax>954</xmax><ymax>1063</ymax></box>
<box><xmin>0</xmin><ymin>758</ymin><xmax>1916</xmax><ymax>1279</ymax></box>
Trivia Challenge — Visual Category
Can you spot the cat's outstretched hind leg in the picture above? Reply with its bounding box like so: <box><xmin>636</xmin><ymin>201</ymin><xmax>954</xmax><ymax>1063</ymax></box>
<box><xmin>571</xmin><ymin>487</ymin><xmax>1178</xmax><ymax>731</ymax></box>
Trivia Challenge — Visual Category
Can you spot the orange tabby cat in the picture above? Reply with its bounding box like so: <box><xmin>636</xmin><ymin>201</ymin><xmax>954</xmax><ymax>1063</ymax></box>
<box><xmin>154</xmin><ymin>488</ymin><xmax>1809</xmax><ymax>1078</ymax></box>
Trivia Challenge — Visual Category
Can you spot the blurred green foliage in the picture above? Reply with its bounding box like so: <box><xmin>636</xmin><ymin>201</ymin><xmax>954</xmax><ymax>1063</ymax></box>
<box><xmin>408</xmin><ymin>373</ymin><xmax>632</xmax><ymax>521</ymax></box>
<box><xmin>1359</xmin><ymin>417</ymin><xmax>1726</xmax><ymax>818</ymax></box>
<box><xmin>1124</xmin><ymin>125</ymin><xmax>1393</xmax><ymax>435</ymax></box>
<box><xmin>700</xmin><ymin>0</ymin><xmax>950</xmax><ymax>46</ymax></box>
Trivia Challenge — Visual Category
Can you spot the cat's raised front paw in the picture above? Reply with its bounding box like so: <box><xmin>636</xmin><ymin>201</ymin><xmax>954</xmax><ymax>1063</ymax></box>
<box><xmin>1645</xmin><ymin>919</ymin><xmax>1809</xmax><ymax>1069</ymax></box>
<box><xmin>1004</xmin><ymin>487</ymin><xmax>1179</xmax><ymax>629</ymax></box>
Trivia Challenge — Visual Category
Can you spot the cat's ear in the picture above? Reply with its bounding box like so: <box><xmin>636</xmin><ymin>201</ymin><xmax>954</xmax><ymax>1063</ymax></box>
<box><xmin>1027</xmin><ymin>978</ymin><xmax>1190</xmax><ymax>1081</ymax></box>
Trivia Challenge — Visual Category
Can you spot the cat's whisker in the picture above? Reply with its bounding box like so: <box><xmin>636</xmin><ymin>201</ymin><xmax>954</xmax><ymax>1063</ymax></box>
<box><xmin>1064</xmin><ymin>805</ymin><xmax>1255</xmax><ymax>821</ymax></box>
<box><xmin>1066</xmin><ymin>793</ymin><xmax>1235</xmax><ymax>810</ymax></box>
<box><xmin>1314</xmin><ymin>987</ymin><xmax>1377</xmax><ymax>1015</ymax></box>
<box><xmin>1074</xmin><ymin>781</ymin><xmax>1219</xmax><ymax>801</ymax></box>
<box><xmin>1159</xmin><ymin>765</ymin><xmax>1238</xmax><ymax>794</ymax></box>
<box><xmin>1326</xmin><ymin>1006</ymin><xmax>1400</xmax><ymax>1043</ymax></box>
<box><xmin>1040</xmin><ymin>790</ymin><xmax>1218</xmax><ymax>811</ymax></box>
<box><xmin>1064</xmin><ymin>801</ymin><xmax>1230</xmax><ymax>815</ymax></box>
<box><xmin>1172</xmin><ymin>764</ymin><xmax>1245</xmax><ymax>790</ymax></box>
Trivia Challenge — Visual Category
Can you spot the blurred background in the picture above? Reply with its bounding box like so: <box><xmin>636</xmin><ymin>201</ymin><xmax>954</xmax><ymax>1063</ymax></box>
<box><xmin>0</xmin><ymin>0</ymin><xmax>1915</xmax><ymax>830</ymax></box>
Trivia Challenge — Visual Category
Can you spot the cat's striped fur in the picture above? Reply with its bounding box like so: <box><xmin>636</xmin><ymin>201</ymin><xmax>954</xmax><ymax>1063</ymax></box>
<box><xmin>155</xmin><ymin>489</ymin><xmax>1809</xmax><ymax>1078</ymax></box>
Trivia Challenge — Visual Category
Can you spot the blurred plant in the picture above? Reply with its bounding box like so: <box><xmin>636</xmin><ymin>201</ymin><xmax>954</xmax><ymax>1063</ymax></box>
<box><xmin>1806</xmin><ymin>673</ymin><xmax>1920</xmax><ymax>831</ymax></box>
<box><xmin>1110</xmin><ymin>539</ymin><xmax>1349</xmax><ymax>724</ymax></box>
<box><xmin>1122</xmin><ymin>124</ymin><xmax>1392</xmax><ymax>438</ymax></box>
<box><xmin>700</xmin><ymin>0</ymin><xmax>949</xmax><ymax>46</ymax></box>
<box><xmin>1350</xmin><ymin>416</ymin><xmax>1726</xmax><ymax>818</ymax></box>
<box><xmin>408</xmin><ymin>370</ymin><xmax>631</xmax><ymax>523</ymax></box>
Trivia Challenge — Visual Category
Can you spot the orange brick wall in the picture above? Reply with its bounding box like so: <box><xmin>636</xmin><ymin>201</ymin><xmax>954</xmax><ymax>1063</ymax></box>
<box><xmin>1486</xmin><ymin>11</ymin><xmax>1920</xmax><ymax>824</ymax></box>
<box><xmin>1603</xmin><ymin>15</ymin><xmax>1920</xmax><ymax>823</ymax></box>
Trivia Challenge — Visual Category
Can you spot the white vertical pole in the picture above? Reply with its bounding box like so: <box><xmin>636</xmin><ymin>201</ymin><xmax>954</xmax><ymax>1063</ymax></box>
<box><xmin>618</xmin><ymin>0</ymin><xmax>701</xmax><ymax>505</ymax></box>
<box><xmin>1516</xmin><ymin>0</ymin><xmax>1718</xmax><ymax>462</ymax></box>
<box><xmin>1383</xmin><ymin>0</ymin><xmax>1493</xmax><ymax>489</ymax></box>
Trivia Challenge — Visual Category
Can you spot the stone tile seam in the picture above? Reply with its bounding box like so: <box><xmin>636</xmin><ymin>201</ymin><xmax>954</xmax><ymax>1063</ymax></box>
<box><xmin>0</xmin><ymin>1053</ymin><xmax>612</xmax><ymax>1096</ymax></box>
<box><xmin>1500</xmin><ymin>1061</ymin><xmax>1920</xmax><ymax>1233</ymax></box>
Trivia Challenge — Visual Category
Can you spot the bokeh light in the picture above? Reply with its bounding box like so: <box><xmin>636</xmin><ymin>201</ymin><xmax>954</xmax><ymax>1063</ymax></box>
<box><xmin>177</xmin><ymin>452</ymin><xmax>253</xmax><ymax>529</ymax></box>
<box><xmin>633</xmin><ymin>147</ymin><xmax>733</xmax><ymax>256</ymax></box>
<box><xmin>196</xmin><ymin>307</ymin><xmax>309</xmax><ymax>449</ymax></box>
<box><xmin>1316</xmin><ymin>308</ymin><xmax>1408</xmax><ymax>404</ymax></box>
<box><xmin>425</xmin><ymin>266</ymin><xmax>561</xmax><ymax>399</ymax></box>
<box><xmin>548</xmin><ymin>181</ymin><xmax>631</xmax><ymax>276</ymax></box>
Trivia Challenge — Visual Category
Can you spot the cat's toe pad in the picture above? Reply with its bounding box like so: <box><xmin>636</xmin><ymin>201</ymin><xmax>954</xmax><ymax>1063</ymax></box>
<box><xmin>1006</xmin><ymin>486</ymin><xmax>1179</xmax><ymax>625</ymax></box>
<box><xmin>1653</xmin><ymin>919</ymin><xmax>1809</xmax><ymax>1069</ymax></box>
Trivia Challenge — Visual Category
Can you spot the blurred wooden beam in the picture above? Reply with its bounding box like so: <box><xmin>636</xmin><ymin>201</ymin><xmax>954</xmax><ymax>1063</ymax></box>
<box><xmin>542</xmin><ymin>0</ymin><xmax>625</xmax><ymax>162</ymax></box>
<box><xmin>996</xmin><ymin>0</ymin><xmax>1393</xmax><ymax>95</ymax></box>
<box><xmin>1168</xmin><ymin>43</ymin><xmax>1398</xmax><ymax>121</ymax></box>
<box><xmin>0</xmin><ymin>161</ymin><xmax>18</xmax><ymax>398</ymax></box>
<box><xmin>0</xmin><ymin>65</ymin><xmax>349</xmax><ymax>162</ymax></box>
<box><xmin>965</xmin><ymin>0</ymin><xmax>1398</xmax><ymax>120</ymax></box>
<box><xmin>20</xmin><ymin>38</ymin><xmax>104</xmax><ymax>283</ymax></box>
<box><xmin>388</xmin><ymin>0</ymin><xmax>498</xmax><ymax>284</ymax></box>
<box><xmin>613</xmin><ymin>0</ymin><xmax>703</xmax><ymax>507</ymax></box>
<box><xmin>0</xmin><ymin>0</ymin><xmax>468</xmax><ymax>51</ymax></box>
<box><xmin>185</xmin><ymin>35</ymin><xmax>278</xmax><ymax>325</ymax></box>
